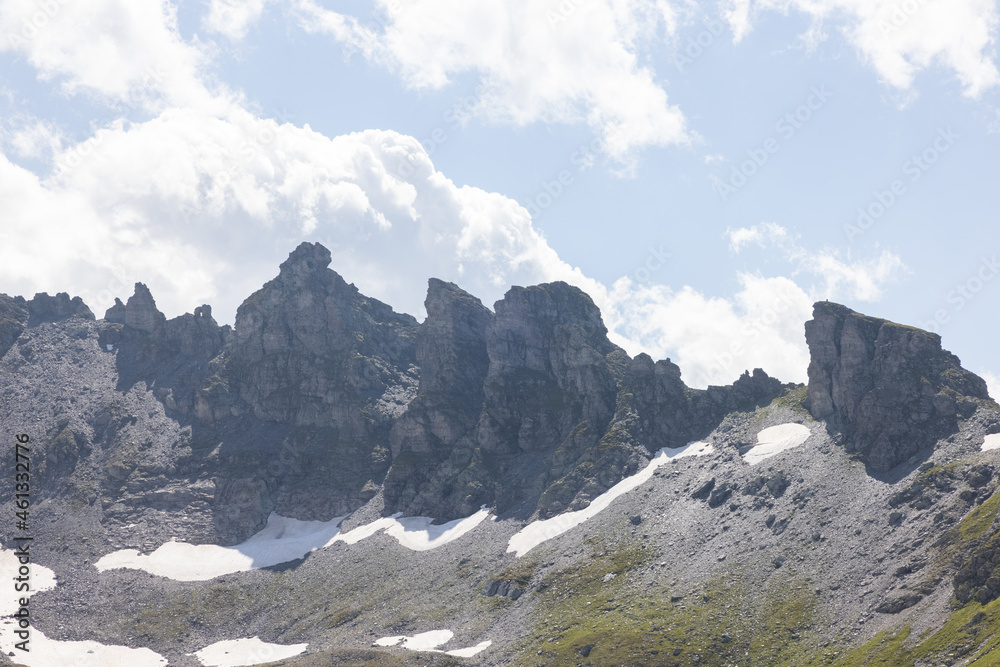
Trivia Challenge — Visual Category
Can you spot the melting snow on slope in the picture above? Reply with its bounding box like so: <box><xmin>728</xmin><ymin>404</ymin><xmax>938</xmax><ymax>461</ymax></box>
<box><xmin>191</xmin><ymin>637</ymin><xmax>308</xmax><ymax>666</ymax></box>
<box><xmin>982</xmin><ymin>434</ymin><xmax>1000</xmax><ymax>451</ymax></box>
<box><xmin>0</xmin><ymin>547</ymin><xmax>168</xmax><ymax>666</ymax></box>
<box><xmin>743</xmin><ymin>423</ymin><xmax>811</xmax><ymax>465</ymax></box>
<box><xmin>374</xmin><ymin>630</ymin><xmax>492</xmax><ymax>657</ymax></box>
<box><xmin>96</xmin><ymin>507</ymin><xmax>492</xmax><ymax>581</ymax></box>
<box><xmin>507</xmin><ymin>440</ymin><xmax>715</xmax><ymax>558</ymax></box>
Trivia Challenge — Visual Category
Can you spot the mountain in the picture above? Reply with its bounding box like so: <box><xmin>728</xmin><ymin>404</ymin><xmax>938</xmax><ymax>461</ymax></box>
<box><xmin>1</xmin><ymin>242</ymin><xmax>999</xmax><ymax>667</ymax></box>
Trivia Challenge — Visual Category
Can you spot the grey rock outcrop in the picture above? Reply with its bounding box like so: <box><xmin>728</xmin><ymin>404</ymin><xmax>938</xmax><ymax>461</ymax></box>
<box><xmin>23</xmin><ymin>291</ymin><xmax>95</xmax><ymax>325</ymax></box>
<box><xmin>215</xmin><ymin>242</ymin><xmax>419</xmax><ymax>530</ymax></box>
<box><xmin>383</xmin><ymin>279</ymin><xmax>493</xmax><ymax>516</ymax></box>
<box><xmin>0</xmin><ymin>294</ymin><xmax>29</xmax><ymax>359</ymax></box>
<box><xmin>0</xmin><ymin>291</ymin><xmax>95</xmax><ymax>359</ymax></box>
<box><xmin>228</xmin><ymin>242</ymin><xmax>418</xmax><ymax>427</ymax></box>
<box><xmin>805</xmin><ymin>301</ymin><xmax>992</xmax><ymax>471</ymax></box>
<box><xmin>386</xmin><ymin>280</ymin><xmax>791</xmax><ymax>520</ymax></box>
<box><xmin>465</xmin><ymin>282</ymin><xmax>628</xmax><ymax>517</ymax></box>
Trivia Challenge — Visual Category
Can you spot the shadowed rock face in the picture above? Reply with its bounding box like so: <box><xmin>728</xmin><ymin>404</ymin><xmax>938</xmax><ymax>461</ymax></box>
<box><xmin>805</xmin><ymin>301</ymin><xmax>991</xmax><ymax>471</ymax></box>
<box><xmin>384</xmin><ymin>280</ymin><xmax>790</xmax><ymax>520</ymax></box>
<box><xmin>382</xmin><ymin>279</ymin><xmax>493</xmax><ymax>516</ymax></box>
<box><xmin>0</xmin><ymin>294</ymin><xmax>29</xmax><ymax>360</ymax></box>
<box><xmin>15</xmin><ymin>245</ymin><xmax>993</xmax><ymax>550</ymax></box>
<box><xmin>480</xmin><ymin>282</ymin><xmax>623</xmax><ymax>457</ymax></box>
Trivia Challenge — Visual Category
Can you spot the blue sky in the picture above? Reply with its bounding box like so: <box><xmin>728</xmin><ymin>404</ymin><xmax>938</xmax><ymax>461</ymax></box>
<box><xmin>1</xmin><ymin>0</ymin><xmax>998</xmax><ymax>392</ymax></box>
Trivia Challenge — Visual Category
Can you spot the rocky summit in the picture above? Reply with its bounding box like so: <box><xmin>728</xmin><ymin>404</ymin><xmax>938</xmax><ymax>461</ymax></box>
<box><xmin>2</xmin><ymin>242</ymin><xmax>1000</xmax><ymax>667</ymax></box>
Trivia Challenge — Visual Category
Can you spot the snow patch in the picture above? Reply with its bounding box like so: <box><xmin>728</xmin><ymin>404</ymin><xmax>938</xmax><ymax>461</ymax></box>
<box><xmin>374</xmin><ymin>630</ymin><xmax>491</xmax><ymax>657</ymax></box>
<box><xmin>507</xmin><ymin>440</ymin><xmax>715</xmax><ymax>558</ymax></box>
<box><xmin>743</xmin><ymin>423</ymin><xmax>811</xmax><ymax>465</ymax></box>
<box><xmin>0</xmin><ymin>628</ymin><xmax>169</xmax><ymax>667</ymax></box>
<box><xmin>982</xmin><ymin>433</ymin><xmax>1000</xmax><ymax>451</ymax></box>
<box><xmin>376</xmin><ymin>630</ymin><xmax>453</xmax><ymax>650</ymax></box>
<box><xmin>0</xmin><ymin>547</ymin><xmax>168</xmax><ymax>666</ymax></box>
<box><xmin>96</xmin><ymin>507</ymin><xmax>492</xmax><ymax>581</ymax></box>
<box><xmin>191</xmin><ymin>637</ymin><xmax>308</xmax><ymax>666</ymax></box>
<box><xmin>446</xmin><ymin>640</ymin><xmax>493</xmax><ymax>657</ymax></box>
<box><xmin>386</xmin><ymin>507</ymin><xmax>492</xmax><ymax>551</ymax></box>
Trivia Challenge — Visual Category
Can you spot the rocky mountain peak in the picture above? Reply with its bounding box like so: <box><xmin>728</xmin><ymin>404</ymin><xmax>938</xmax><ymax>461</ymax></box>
<box><xmin>122</xmin><ymin>282</ymin><xmax>166</xmax><ymax>333</ymax></box>
<box><xmin>276</xmin><ymin>241</ymin><xmax>334</xmax><ymax>285</ymax></box>
<box><xmin>805</xmin><ymin>300</ymin><xmax>992</xmax><ymax>471</ymax></box>
<box><xmin>492</xmin><ymin>281</ymin><xmax>616</xmax><ymax>360</ymax></box>
<box><xmin>417</xmin><ymin>278</ymin><xmax>493</xmax><ymax>399</ymax></box>
<box><xmin>22</xmin><ymin>291</ymin><xmax>95</xmax><ymax>325</ymax></box>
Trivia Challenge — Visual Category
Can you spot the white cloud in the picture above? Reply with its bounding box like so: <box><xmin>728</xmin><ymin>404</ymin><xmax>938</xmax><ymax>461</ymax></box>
<box><xmin>725</xmin><ymin>221</ymin><xmax>789</xmax><ymax>252</ymax></box>
<box><xmin>727</xmin><ymin>222</ymin><xmax>908</xmax><ymax>302</ymax></box>
<box><xmin>292</xmin><ymin>0</ymin><xmax>690</xmax><ymax>162</ymax></box>
<box><xmin>724</xmin><ymin>0</ymin><xmax>1000</xmax><ymax>97</ymax></box>
<box><xmin>0</xmin><ymin>0</ymin><xmax>220</xmax><ymax>111</ymax></box>
<box><xmin>204</xmin><ymin>0</ymin><xmax>270</xmax><ymax>41</ymax></box>
<box><xmin>3</xmin><ymin>115</ymin><xmax>63</xmax><ymax>159</ymax></box>
<box><xmin>805</xmin><ymin>248</ymin><xmax>908</xmax><ymax>302</ymax></box>
<box><xmin>0</xmin><ymin>0</ymin><xmax>912</xmax><ymax>395</ymax></box>
<box><xmin>601</xmin><ymin>274</ymin><xmax>813</xmax><ymax>386</ymax></box>
<box><xmin>0</xmin><ymin>105</ymin><xmax>590</xmax><ymax>326</ymax></box>
<box><xmin>0</xmin><ymin>103</ymin><xmax>825</xmax><ymax>388</ymax></box>
<box><xmin>981</xmin><ymin>370</ymin><xmax>1000</xmax><ymax>400</ymax></box>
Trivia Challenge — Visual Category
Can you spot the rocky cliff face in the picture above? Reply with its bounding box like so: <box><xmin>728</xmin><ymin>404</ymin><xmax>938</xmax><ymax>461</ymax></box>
<box><xmin>384</xmin><ymin>279</ymin><xmax>789</xmax><ymax>520</ymax></box>
<box><xmin>805</xmin><ymin>300</ymin><xmax>991</xmax><ymax>471</ymax></box>
<box><xmin>3</xmin><ymin>246</ymin><xmax>995</xmax><ymax>554</ymax></box>
<box><xmin>188</xmin><ymin>243</ymin><xmax>420</xmax><ymax>538</ymax></box>
<box><xmin>382</xmin><ymin>278</ymin><xmax>493</xmax><ymax>517</ymax></box>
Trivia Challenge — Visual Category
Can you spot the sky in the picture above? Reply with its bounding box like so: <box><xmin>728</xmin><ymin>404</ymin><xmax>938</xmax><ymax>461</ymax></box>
<box><xmin>0</xmin><ymin>0</ymin><xmax>998</xmax><ymax>392</ymax></box>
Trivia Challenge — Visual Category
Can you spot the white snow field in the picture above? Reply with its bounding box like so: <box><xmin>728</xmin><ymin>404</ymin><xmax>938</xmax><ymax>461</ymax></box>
<box><xmin>96</xmin><ymin>507</ymin><xmax>492</xmax><ymax>581</ymax></box>
<box><xmin>191</xmin><ymin>637</ymin><xmax>308</xmax><ymax>666</ymax></box>
<box><xmin>982</xmin><ymin>433</ymin><xmax>1000</xmax><ymax>451</ymax></box>
<box><xmin>0</xmin><ymin>547</ymin><xmax>168</xmax><ymax>666</ymax></box>
<box><xmin>374</xmin><ymin>630</ymin><xmax>492</xmax><ymax>657</ymax></box>
<box><xmin>507</xmin><ymin>440</ymin><xmax>715</xmax><ymax>558</ymax></box>
<box><xmin>743</xmin><ymin>423</ymin><xmax>811</xmax><ymax>466</ymax></box>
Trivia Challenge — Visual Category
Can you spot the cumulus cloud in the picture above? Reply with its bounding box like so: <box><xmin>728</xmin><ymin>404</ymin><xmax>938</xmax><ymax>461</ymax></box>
<box><xmin>291</xmin><ymin>0</ymin><xmax>690</xmax><ymax>162</ymax></box>
<box><xmin>0</xmin><ymin>0</ymin><xmax>917</xmax><ymax>393</ymax></box>
<box><xmin>0</xmin><ymin>103</ymin><xmax>606</xmax><ymax>328</ymax></box>
<box><xmin>0</xmin><ymin>104</ymin><xmax>840</xmax><ymax>387</ymax></box>
<box><xmin>724</xmin><ymin>0</ymin><xmax>1000</xmax><ymax>97</ymax></box>
<box><xmin>601</xmin><ymin>274</ymin><xmax>813</xmax><ymax>387</ymax></box>
<box><xmin>0</xmin><ymin>0</ymin><xmax>220</xmax><ymax>111</ymax></box>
